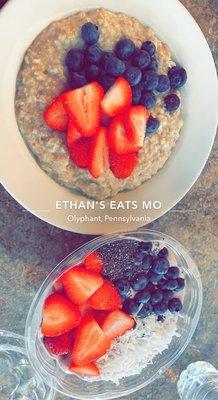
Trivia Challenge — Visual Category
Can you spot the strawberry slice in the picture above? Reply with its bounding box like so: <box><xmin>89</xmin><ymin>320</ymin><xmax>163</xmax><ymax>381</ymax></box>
<box><xmin>63</xmin><ymin>82</ymin><xmax>104</xmax><ymax>137</ymax></box>
<box><xmin>68</xmin><ymin>137</ymin><xmax>91</xmax><ymax>168</ymax></box>
<box><xmin>101</xmin><ymin>310</ymin><xmax>135</xmax><ymax>341</ymax></box>
<box><xmin>43</xmin><ymin>330</ymin><xmax>75</xmax><ymax>356</ymax></box>
<box><xmin>83</xmin><ymin>251</ymin><xmax>104</xmax><ymax>273</ymax></box>
<box><xmin>69</xmin><ymin>362</ymin><xmax>100</xmax><ymax>377</ymax></box>
<box><xmin>101</xmin><ymin>77</ymin><xmax>132</xmax><ymax>117</ymax></box>
<box><xmin>125</xmin><ymin>105</ymin><xmax>149</xmax><ymax>147</ymax></box>
<box><xmin>89</xmin><ymin>280</ymin><xmax>121</xmax><ymax>311</ymax></box>
<box><xmin>62</xmin><ymin>266</ymin><xmax>103</xmax><ymax>305</ymax></box>
<box><xmin>53</xmin><ymin>277</ymin><xmax>64</xmax><ymax>292</ymax></box>
<box><xmin>67</xmin><ymin>120</ymin><xmax>81</xmax><ymax>149</ymax></box>
<box><xmin>44</xmin><ymin>96</ymin><xmax>68</xmax><ymax>132</ymax></box>
<box><xmin>88</xmin><ymin>126</ymin><xmax>108</xmax><ymax>178</ymax></box>
<box><xmin>108</xmin><ymin>116</ymin><xmax>141</xmax><ymax>154</ymax></box>
<box><xmin>93</xmin><ymin>310</ymin><xmax>110</xmax><ymax>326</ymax></box>
<box><xmin>72</xmin><ymin>314</ymin><xmax>110</xmax><ymax>366</ymax></box>
<box><xmin>109</xmin><ymin>150</ymin><xmax>138</xmax><ymax>179</ymax></box>
<box><xmin>79</xmin><ymin>302</ymin><xmax>92</xmax><ymax>318</ymax></box>
<box><xmin>41</xmin><ymin>293</ymin><xmax>81</xmax><ymax>337</ymax></box>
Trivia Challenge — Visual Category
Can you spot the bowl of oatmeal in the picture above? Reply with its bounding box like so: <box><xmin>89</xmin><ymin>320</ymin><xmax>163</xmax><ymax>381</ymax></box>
<box><xmin>25</xmin><ymin>229</ymin><xmax>202</xmax><ymax>399</ymax></box>
<box><xmin>0</xmin><ymin>0</ymin><xmax>217</xmax><ymax>234</ymax></box>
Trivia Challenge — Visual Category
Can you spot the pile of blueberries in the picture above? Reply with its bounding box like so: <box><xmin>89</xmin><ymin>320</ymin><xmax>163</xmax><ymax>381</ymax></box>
<box><xmin>65</xmin><ymin>22</ymin><xmax>187</xmax><ymax>134</ymax></box>
<box><xmin>114</xmin><ymin>241</ymin><xmax>185</xmax><ymax>321</ymax></box>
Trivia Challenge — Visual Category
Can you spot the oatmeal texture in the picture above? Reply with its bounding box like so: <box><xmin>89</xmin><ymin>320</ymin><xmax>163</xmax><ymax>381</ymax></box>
<box><xmin>15</xmin><ymin>8</ymin><xmax>183</xmax><ymax>200</ymax></box>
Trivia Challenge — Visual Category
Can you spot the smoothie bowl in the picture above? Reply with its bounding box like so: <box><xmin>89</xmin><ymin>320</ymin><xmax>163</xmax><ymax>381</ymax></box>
<box><xmin>25</xmin><ymin>230</ymin><xmax>202</xmax><ymax>399</ymax></box>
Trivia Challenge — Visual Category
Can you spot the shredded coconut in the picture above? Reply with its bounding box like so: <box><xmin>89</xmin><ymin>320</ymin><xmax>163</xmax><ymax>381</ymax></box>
<box><xmin>95</xmin><ymin>314</ymin><xmax>180</xmax><ymax>384</ymax></box>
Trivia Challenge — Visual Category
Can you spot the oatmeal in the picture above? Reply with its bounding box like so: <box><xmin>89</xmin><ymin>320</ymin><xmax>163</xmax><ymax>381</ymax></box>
<box><xmin>15</xmin><ymin>8</ymin><xmax>184</xmax><ymax>199</ymax></box>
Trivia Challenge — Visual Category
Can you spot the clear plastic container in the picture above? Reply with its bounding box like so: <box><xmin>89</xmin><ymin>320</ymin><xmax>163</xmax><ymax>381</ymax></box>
<box><xmin>25</xmin><ymin>229</ymin><xmax>202</xmax><ymax>400</ymax></box>
<box><xmin>0</xmin><ymin>330</ymin><xmax>55</xmax><ymax>400</ymax></box>
<box><xmin>178</xmin><ymin>361</ymin><xmax>218</xmax><ymax>400</ymax></box>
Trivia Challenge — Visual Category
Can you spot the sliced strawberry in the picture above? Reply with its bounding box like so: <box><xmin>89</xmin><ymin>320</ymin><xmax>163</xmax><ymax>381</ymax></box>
<box><xmin>43</xmin><ymin>330</ymin><xmax>75</xmax><ymax>356</ymax></box>
<box><xmin>83</xmin><ymin>251</ymin><xmax>104</xmax><ymax>273</ymax></box>
<box><xmin>79</xmin><ymin>302</ymin><xmax>92</xmax><ymax>317</ymax></box>
<box><xmin>63</xmin><ymin>82</ymin><xmax>104</xmax><ymax>137</ymax></box>
<box><xmin>44</xmin><ymin>96</ymin><xmax>68</xmax><ymax>132</ymax></box>
<box><xmin>67</xmin><ymin>120</ymin><xmax>81</xmax><ymax>149</ymax></box>
<box><xmin>108</xmin><ymin>116</ymin><xmax>141</xmax><ymax>154</ymax></box>
<box><xmin>72</xmin><ymin>314</ymin><xmax>110</xmax><ymax>366</ymax></box>
<box><xmin>41</xmin><ymin>293</ymin><xmax>81</xmax><ymax>337</ymax></box>
<box><xmin>109</xmin><ymin>150</ymin><xmax>138</xmax><ymax>179</ymax></box>
<box><xmin>88</xmin><ymin>126</ymin><xmax>108</xmax><ymax>178</ymax></box>
<box><xmin>53</xmin><ymin>277</ymin><xmax>64</xmax><ymax>292</ymax></box>
<box><xmin>93</xmin><ymin>310</ymin><xmax>110</xmax><ymax>326</ymax></box>
<box><xmin>68</xmin><ymin>137</ymin><xmax>91</xmax><ymax>168</ymax></box>
<box><xmin>69</xmin><ymin>362</ymin><xmax>100</xmax><ymax>377</ymax></box>
<box><xmin>89</xmin><ymin>280</ymin><xmax>121</xmax><ymax>311</ymax></box>
<box><xmin>125</xmin><ymin>105</ymin><xmax>149</xmax><ymax>147</ymax></box>
<box><xmin>101</xmin><ymin>310</ymin><xmax>135</xmax><ymax>341</ymax></box>
<box><xmin>62</xmin><ymin>266</ymin><xmax>103</xmax><ymax>305</ymax></box>
<box><xmin>101</xmin><ymin>77</ymin><xmax>132</xmax><ymax>117</ymax></box>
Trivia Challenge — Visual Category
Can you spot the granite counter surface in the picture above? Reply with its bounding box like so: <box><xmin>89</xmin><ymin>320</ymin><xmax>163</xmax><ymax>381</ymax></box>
<box><xmin>0</xmin><ymin>0</ymin><xmax>217</xmax><ymax>399</ymax></box>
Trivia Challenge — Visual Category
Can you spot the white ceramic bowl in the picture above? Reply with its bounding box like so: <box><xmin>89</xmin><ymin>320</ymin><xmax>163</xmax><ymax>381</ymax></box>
<box><xmin>0</xmin><ymin>0</ymin><xmax>217</xmax><ymax>234</ymax></box>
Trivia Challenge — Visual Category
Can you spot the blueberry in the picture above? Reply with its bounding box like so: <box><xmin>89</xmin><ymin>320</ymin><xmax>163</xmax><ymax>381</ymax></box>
<box><xmin>151</xmin><ymin>289</ymin><xmax>163</xmax><ymax>305</ymax></box>
<box><xmin>123</xmin><ymin>298</ymin><xmax>140</xmax><ymax>315</ymax></box>
<box><xmin>148</xmin><ymin>56</ymin><xmax>158</xmax><ymax>72</ymax></box>
<box><xmin>132</xmin><ymin>50</ymin><xmax>151</xmax><ymax>69</ymax></box>
<box><xmin>140</xmin><ymin>91</ymin><xmax>156</xmax><ymax>109</ymax></box>
<box><xmin>132</xmin><ymin>84</ymin><xmax>142</xmax><ymax>105</ymax></box>
<box><xmin>156</xmin><ymin>75</ymin><xmax>170</xmax><ymax>92</ymax></box>
<box><xmin>142</xmin><ymin>255</ymin><xmax>153</xmax><ymax>270</ymax></box>
<box><xmin>157</xmin><ymin>315</ymin><xmax>165</xmax><ymax>323</ymax></box>
<box><xmin>146</xmin><ymin>116</ymin><xmax>160</xmax><ymax>134</ymax></box>
<box><xmin>133</xmin><ymin>250</ymin><xmax>144</xmax><ymax>262</ymax></box>
<box><xmin>124</xmin><ymin>66</ymin><xmax>142</xmax><ymax>86</ymax></box>
<box><xmin>168</xmin><ymin>66</ymin><xmax>187</xmax><ymax>89</ymax></box>
<box><xmin>86</xmin><ymin>64</ymin><xmax>100</xmax><ymax>81</ymax></box>
<box><xmin>158</xmin><ymin>247</ymin><xmax>169</xmax><ymax>258</ymax></box>
<box><xmin>164</xmin><ymin>279</ymin><xmax>178</xmax><ymax>291</ymax></box>
<box><xmin>132</xmin><ymin>257</ymin><xmax>143</xmax><ymax>267</ymax></box>
<box><xmin>115</xmin><ymin>38</ymin><xmax>135</xmax><ymax>60</ymax></box>
<box><xmin>162</xmin><ymin>289</ymin><xmax>174</xmax><ymax>301</ymax></box>
<box><xmin>135</xmin><ymin>288</ymin><xmax>151</xmax><ymax>303</ymax></box>
<box><xmin>141</xmin><ymin>71</ymin><xmax>159</xmax><ymax>90</ymax></box>
<box><xmin>100</xmin><ymin>52</ymin><xmax>111</xmax><ymax>69</ymax></box>
<box><xmin>158</xmin><ymin>278</ymin><xmax>168</xmax><ymax>289</ymax></box>
<box><xmin>146</xmin><ymin>282</ymin><xmax>156</xmax><ymax>292</ymax></box>
<box><xmin>131</xmin><ymin>274</ymin><xmax>148</xmax><ymax>291</ymax></box>
<box><xmin>115</xmin><ymin>278</ymin><xmax>130</xmax><ymax>297</ymax></box>
<box><xmin>152</xmin><ymin>257</ymin><xmax>169</xmax><ymax>275</ymax></box>
<box><xmin>99</xmin><ymin>74</ymin><xmax>116</xmax><ymax>91</ymax></box>
<box><xmin>168</xmin><ymin>298</ymin><xmax>183</xmax><ymax>313</ymax></box>
<box><xmin>164</xmin><ymin>94</ymin><xmax>180</xmax><ymax>112</ymax></box>
<box><xmin>68</xmin><ymin>71</ymin><xmax>87</xmax><ymax>89</ymax></box>
<box><xmin>153</xmin><ymin>301</ymin><xmax>168</xmax><ymax>316</ymax></box>
<box><xmin>139</xmin><ymin>241</ymin><xmax>153</xmax><ymax>254</ymax></box>
<box><xmin>81</xmin><ymin>22</ymin><xmax>100</xmax><ymax>45</ymax></box>
<box><xmin>147</xmin><ymin>270</ymin><xmax>162</xmax><ymax>285</ymax></box>
<box><xmin>85</xmin><ymin>45</ymin><xmax>103</xmax><ymax>64</ymax></box>
<box><xmin>105</xmin><ymin>56</ymin><xmax>126</xmax><ymax>77</ymax></box>
<box><xmin>175</xmin><ymin>277</ymin><xmax>185</xmax><ymax>292</ymax></box>
<box><xmin>137</xmin><ymin>303</ymin><xmax>152</xmax><ymax>318</ymax></box>
<box><xmin>141</xmin><ymin>41</ymin><xmax>156</xmax><ymax>56</ymax></box>
<box><xmin>65</xmin><ymin>49</ymin><xmax>84</xmax><ymax>72</ymax></box>
<box><xmin>165</xmin><ymin>266</ymin><xmax>180</xmax><ymax>280</ymax></box>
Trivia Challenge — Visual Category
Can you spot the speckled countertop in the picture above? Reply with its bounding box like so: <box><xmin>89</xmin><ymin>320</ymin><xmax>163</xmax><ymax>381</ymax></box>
<box><xmin>0</xmin><ymin>0</ymin><xmax>217</xmax><ymax>399</ymax></box>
